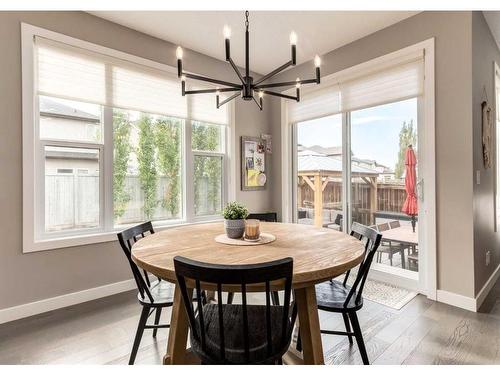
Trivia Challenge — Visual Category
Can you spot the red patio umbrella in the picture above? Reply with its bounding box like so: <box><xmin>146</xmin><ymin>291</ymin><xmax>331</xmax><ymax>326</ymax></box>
<box><xmin>402</xmin><ymin>145</ymin><xmax>418</xmax><ymax>232</ymax></box>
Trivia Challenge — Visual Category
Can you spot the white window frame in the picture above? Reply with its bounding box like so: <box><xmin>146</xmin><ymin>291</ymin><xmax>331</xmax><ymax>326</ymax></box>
<box><xmin>494</xmin><ymin>62</ymin><xmax>500</xmax><ymax>232</ymax></box>
<box><xmin>22</xmin><ymin>24</ymin><xmax>235</xmax><ymax>253</ymax></box>
<box><xmin>281</xmin><ymin>38</ymin><xmax>436</xmax><ymax>299</ymax></box>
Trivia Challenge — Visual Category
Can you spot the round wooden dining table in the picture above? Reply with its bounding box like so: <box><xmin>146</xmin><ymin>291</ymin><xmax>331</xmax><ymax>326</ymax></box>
<box><xmin>132</xmin><ymin>222</ymin><xmax>365</xmax><ymax>365</ymax></box>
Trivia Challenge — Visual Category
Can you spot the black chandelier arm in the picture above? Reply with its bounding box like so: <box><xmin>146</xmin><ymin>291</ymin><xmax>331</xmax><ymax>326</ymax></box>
<box><xmin>261</xmin><ymin>90</ymin><xmax>298</xmax><ymax>101</ymax></box>
<box><xmin>255</xmin><ymin>78</ymin><xmax>317</xmax><ymax>90</ymax></box>
<box><xmin>183</xmin><ymin>72</ymin><xmax>241</xmax><ymax>89</ymax></box>
<box><xmin>227</xmin><ymin>57</ymin><xmax>246</xmax><ymax>85</ymax></box>
<box><xmin>253</xmin><ymin>60</ymin><xmax>294</xmax><ymax>86</ymax></box>
<box><xmin>216</xmin><ymin>92</ymin><xmax>241</xmax><ymax>109</ymax></box>
<box><xmin>252</xmin><ymin>95</ymin><xmax>263</xmax><ymax>111</ymax></box>
<box><xmin>185</xmin><ymin>87</ymin><xmax>242</xmax><ymax>95</ymax></box>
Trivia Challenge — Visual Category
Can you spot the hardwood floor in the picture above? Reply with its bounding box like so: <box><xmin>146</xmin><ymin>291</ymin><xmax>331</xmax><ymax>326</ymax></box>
<box><xmin>2</xmin><ymin>279</ymin><xmax>500</xmax><ymax>365</ymax></box>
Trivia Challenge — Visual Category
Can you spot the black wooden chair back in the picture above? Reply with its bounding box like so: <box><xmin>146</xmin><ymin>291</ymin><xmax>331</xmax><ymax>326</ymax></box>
<box><xmin>117</xmin><ymin>221</ymin><xmax>156</xmax><ymax>303</ymax></box>
<box><xmin>174</xmin><ymin>256</ymin><xmax>295</xmax><ymax>364</ymax></box>
<box><xmin>342</xmin><ymin>222</ymin><xmax>382</xmax><ymax>308</ymax></box>
<box><xmin>246</xmin><ymin>212</ymin><xmax>278</xmax><ymax>222</ymax></box>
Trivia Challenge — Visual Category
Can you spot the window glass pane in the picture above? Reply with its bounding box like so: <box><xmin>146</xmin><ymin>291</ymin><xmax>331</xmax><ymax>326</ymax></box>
<box><xmin>350</xmin><ymin>98</ymin><xmax>418</xmax><ymax>272</ymax></box>
<box><xmin>39</xmin><ymin>96</ymin><xmax>102</xmax><ymax>143</ymax></box>
<box><xmin>192</xmin><ymin>122</ymin><xmax>223</xmax><ymax>152</ymax></box>
<box><xmin>296</xmin><ymin>114</ymin><xmax>343</xmax><ymax>230</ymax></box>
<box><xmin>194</xmin><ymin>155</ymin><xmax>222</xmax><ymax>216</ymax></box>
<box><xmin>44</xmin><ymin>146</ymin><xmax>100</xmax><ymax>232</ymax></box>
<box><xmin>113</xmin><ymin>109</ymin><xmax>183</xmax><ymax>226</ymax></box>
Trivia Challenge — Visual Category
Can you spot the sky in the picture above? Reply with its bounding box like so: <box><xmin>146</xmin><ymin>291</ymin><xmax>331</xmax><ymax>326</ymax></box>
<box><xmin>297</xmin><ymin>98</ymin><xmax>418</xmax><ymax>169</ymax></box>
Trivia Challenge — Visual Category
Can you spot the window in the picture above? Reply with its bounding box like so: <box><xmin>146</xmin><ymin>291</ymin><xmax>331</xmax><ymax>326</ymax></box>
<box><xmin>192</xmin><ymin>122</ymin><xmax>225</xmax><ymax>216</ymax></box>
<box><xmin>22</xmin><ymin>26</ymin><xmax>231</xmax><ymax>251</ymax></box>
<box><xmin>496</xmin><ymin>63</ymin><xmax>500</xmax><ymax>230</ymax></box>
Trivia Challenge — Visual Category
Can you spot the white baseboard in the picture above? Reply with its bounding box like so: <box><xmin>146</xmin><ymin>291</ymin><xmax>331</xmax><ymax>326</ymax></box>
<box><xmin>475</xmin><ymin>262</ymin><xmax>500</xmax><ymax>311</ymax></box>
<box><xmin>436</xmin><ymin>289</ymin><xmax>477</xmax><ymax>312</ymax></box>
<box><xmin>0</xmin><ymin>278</ymin><xmax>136</xmax><ymax>325</ymax></box>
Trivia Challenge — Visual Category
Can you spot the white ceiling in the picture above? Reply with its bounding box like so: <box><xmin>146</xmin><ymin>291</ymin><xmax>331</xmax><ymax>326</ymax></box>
<box><xmin>484</xmin><ymin>11</ymin><xmax>500</xmax><ymax>52</ymax></box>
<box><xmin>89</xmin><ymin>11</ymin><xmax>419</xmax><ymax>74</ymax></box>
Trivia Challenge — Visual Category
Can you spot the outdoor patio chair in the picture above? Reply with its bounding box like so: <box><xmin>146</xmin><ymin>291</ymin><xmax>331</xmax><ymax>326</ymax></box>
<box><xmin>376</xmin><ymin>222</ymin><xmax>407</xmax><ymax>268</ymax></box>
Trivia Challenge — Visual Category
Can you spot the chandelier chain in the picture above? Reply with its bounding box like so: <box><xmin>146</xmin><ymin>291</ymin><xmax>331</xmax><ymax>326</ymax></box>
<box><xmin>245</xmin><ymin>11</ymin><xmax>249</xmax><ymax>29</ymax></box>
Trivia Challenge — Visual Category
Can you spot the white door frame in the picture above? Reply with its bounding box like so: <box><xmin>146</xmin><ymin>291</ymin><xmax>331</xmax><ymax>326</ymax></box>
<box><xmin>280</xmin><ymin>38</ymin><xmax>436</xmax><ymax>299</ymax></box>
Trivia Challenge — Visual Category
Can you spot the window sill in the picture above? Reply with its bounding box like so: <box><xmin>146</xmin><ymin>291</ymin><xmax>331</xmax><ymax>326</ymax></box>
<box><xmin>24</xmin><ymin>217</ymin><xmax>224</xmax><ymax>253</ymax></box>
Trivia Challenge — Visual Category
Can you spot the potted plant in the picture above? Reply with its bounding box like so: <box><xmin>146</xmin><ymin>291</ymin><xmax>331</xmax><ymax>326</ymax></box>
<box><xmin>223</xmin><ymin>202</ymin><xmax>249</xmax><ymax>239</ymax></box>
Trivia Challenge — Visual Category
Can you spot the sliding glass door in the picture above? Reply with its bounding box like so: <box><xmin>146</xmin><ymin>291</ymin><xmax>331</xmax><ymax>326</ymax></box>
<box><xmin>293</xmin><ymin>97</ymin><xmax>421</xmax><ymax>286</ymax></box>
<box><xmin>350</xmin><ymin>98</ymin><xmax>419</xmax><ymax>274</ymax></box>
<box><xmin>295</xmin><ymin>114</ymin><xmax>344</xmax><ymax>230</ymax></box>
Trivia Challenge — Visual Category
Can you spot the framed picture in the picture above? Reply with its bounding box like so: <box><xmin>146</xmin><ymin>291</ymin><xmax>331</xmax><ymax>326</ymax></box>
<box><xmin>241</xmin><ymin>136</ymin><xmax>267</xmax><ymax>191</ymax></box>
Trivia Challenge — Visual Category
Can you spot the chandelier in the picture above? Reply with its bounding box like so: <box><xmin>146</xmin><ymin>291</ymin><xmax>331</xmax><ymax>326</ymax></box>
<box><xmin>175</xmin><ymin>11</ymin><xmax>321</xmax><ymax>110</ymax></box>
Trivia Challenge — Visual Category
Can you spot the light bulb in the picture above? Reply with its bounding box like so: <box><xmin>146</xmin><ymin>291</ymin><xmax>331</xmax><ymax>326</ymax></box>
<box><xmin>258</xmin><ymin>91</ymin><xmax>264</xmax><ymax>99</ymax></box>
<box><xmin>176</xmin><ymin>46</ymin><xmax>183</xmax><ymax>60</ymax></box>
<box><xmin>314</xmin><ymin>55</ymin><xmax>321</xmax><ymax>67</ymax></box>
<box><xmin>289</xmin><ymin>31</ymin><xmax>297</xmax><ymax>45</ymax></box>
<box><xmin>295</xmin><ymin>78</ymin><xmax>301</xmax><ymax>88</ymax></box>
<box><xmin>181</xmin><ymin>75</ymin><xmax>186</xmax><ymax>81</ymax></box>
<box><xmin>223</xmin><ymin>25</ymin><xmax>231</xmax><ymax>39</ymax></box>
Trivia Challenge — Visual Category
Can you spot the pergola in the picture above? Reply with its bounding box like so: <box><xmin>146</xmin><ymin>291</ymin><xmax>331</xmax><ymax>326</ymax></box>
<box><xmin>298</xmin><ymin>151</ymin><xmax>380</xmax><ymax>227</ymax></box>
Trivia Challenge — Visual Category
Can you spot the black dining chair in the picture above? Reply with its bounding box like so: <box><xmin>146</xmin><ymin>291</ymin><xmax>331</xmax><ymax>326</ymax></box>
<box><xmin>297</xmin><ymin>222</ymin><xmax>382</xmax><ymax>365</ymax></box>
<box><xmin>174</xmin><ymin>256</ymin><xmax>296</xmax><ymax>365</ymax></box>
<box><xmin>247</xmin><ymin>212</ymin><xmax>278</xmax><ymax>222</ymax></box>
<box><xmin>117</xmin><ymin>222</ymin><xmax>174</xmax><ymax>365</ymax></box>
<box><xmin>228</xmin><ymin>212</ymin><xmax>280</xmax><ymax>306</ymax></box>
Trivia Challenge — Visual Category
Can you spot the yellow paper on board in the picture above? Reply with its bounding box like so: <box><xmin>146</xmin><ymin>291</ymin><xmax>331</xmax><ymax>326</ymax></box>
<box><xmin>247</xmin><ymin>169</ymin><xmax>260</xmax><ymax>187</ymax></box>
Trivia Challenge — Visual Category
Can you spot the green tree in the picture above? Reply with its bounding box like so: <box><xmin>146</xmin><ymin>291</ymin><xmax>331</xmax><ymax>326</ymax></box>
<box><xmin>137</xmin><ymin>114</ymin><xmax>158</xmax><ymax>219</ymax></box>
<box><xmin>155</xmin><ymin>117</ymin><xmax>181</xmax><ymax>217</ymax></box>
<box><xmin>192</xmin><ymin>122</ymin><xmax>222</xmax><ymax>215</ymax></box>
<box><xmin>113</xmin><ymin>110</ymin><xmax>132</xmax><ymax>219</ymax></box>
<box><xmin>394</xmin><ymin>120</ymin><xmax>417</xmax><ymax>179</ymax></box>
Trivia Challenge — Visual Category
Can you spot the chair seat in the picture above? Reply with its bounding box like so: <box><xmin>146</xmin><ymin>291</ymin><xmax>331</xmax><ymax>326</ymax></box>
<box><xmin>137</xmin><ymin>279</ymin><xmax>174</xmax><ymax>306</ymax></box>
<box><xmin>190</xmin><ymin>304</ymin><xmax>292</xmax><ymax>364</ymax></box>
<box><xmin>316</xmin><ymin>279</ymin><xmax>363</xmax><ymax>312</ymax></box>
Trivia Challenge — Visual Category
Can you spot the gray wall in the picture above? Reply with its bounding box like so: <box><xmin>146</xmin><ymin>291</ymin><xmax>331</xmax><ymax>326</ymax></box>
<box><xmin>472</xmin><ymin>12</ymin><xmax>500</xmax><ymax>295</ymax></box>
<box><xmin>0</xmin><ymin>11</ymin><xmax>273</xmax><ymax>309</ymax></box>
<box><xmin>268</xmin><ymin>11</ymin><xmax>476</xmax><ymax>298</ymax></box>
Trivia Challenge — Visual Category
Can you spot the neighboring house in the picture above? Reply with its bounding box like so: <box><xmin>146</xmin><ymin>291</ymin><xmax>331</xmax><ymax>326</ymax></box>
<box><xmin>40</xmin><ymin>96</ymin><xmax>101</xmax><ymax>176</ymax></box>
<box><xmin>299</xmin><ymin>144</ymin><xmax>397</xmax><ymax>182</ymax></box>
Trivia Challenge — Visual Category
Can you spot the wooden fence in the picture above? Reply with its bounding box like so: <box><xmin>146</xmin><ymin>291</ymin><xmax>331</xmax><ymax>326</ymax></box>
<box><xmin>45</xmin><ymin>174</ymin><xmax>205</xmax><ymax>231</ymax></box>
<box><xmin>298</xmin><ymin>179</ymin><xmax>408</xmax><ymax>225</ymax></box>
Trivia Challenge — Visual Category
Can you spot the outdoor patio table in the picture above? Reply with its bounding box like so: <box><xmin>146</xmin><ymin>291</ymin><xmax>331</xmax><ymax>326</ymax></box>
<box><xmin>131</xmin><ymin>222</ymin><xmax>365</xmax><ymax>365</ymax></box>
<box><xmin>381</xmin><ymin>225</ymin><xmax>418</xmax><ymax>246</ymax></box>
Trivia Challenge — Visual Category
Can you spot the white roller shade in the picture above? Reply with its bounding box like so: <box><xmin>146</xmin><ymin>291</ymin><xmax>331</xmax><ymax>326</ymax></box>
<box><xmin>189</xmin><ymin>85</ymin><xmax>229</xmax><ymax>125</ymax></box>
<box><xmin>340</xmin><ymin>59</ymin><xmax>423</xmax><ymax>112</ymax></box>
<box><xmin>287</xmin><ymin>85</ymin><xmax>341</xmax><ymax>123</ymax></box>
<box><xmin>288</xmin><ymin>52</ymin><xmax>424</xmax><ymax>124</ymax></box>
<box><xmin>37</xmin><ymin>39</ymin><xmax>107</xmax><ymax>105</ymax></box>
<box><xmin>36</xmin><ymin>37</ymin><xmax>187</xmax><ymax>119</ymax></box>
<box><xmin>111</xmin><ymin>65</ymin><xmax>186</xmax><ymax>118</ymax></box>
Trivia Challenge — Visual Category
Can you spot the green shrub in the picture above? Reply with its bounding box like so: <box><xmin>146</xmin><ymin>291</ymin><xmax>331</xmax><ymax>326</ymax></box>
<box><xmin>223</xmin><ymin>202</ymin><xmax>249</xmax><ymax>220</ymax></box>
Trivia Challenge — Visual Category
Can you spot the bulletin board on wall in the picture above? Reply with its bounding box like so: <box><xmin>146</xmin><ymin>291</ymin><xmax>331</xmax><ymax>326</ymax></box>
<box><xmin>241</xmin><ymin>136</ymin><xmax>267</xmax><ymax>191</ymax></box>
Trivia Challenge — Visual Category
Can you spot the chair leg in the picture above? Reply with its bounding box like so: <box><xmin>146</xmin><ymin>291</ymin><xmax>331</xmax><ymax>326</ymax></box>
<box><xmin>129</xmin><ymin>305</ymin><xmax>150</xmax><ymax>365</ymax></box>
<box><xmin>348</xmin><ymin>311</ymin><xmax>369</xmax><ymax>365</ymax></box>
<box><xmin>389</xmin><ymin>253</ymin><xmax>393</xmax><ymax>266</ymax></box>
<box><xmin>271</xmin><ymin>291</ymin><xmax>280</xmax><ymax>306</ymax></box>
<box><xmin>342</xmin><ymin>313</ymin><xmax>353</xmax><ymax>345</ymax></box>
<box><xmin>296</xmin><ymin>330</ymin><xmax>302</xmax><ymax>352</ymax></box>
<box><xmin>227</xmin><ymin>292</ymin><xmax>234</xmax><ymax>304</ymax></box>
<box><xmin>152</xmin><ymin>307</ymin><xmax>162</xmax><ymax>338</ymax></box>
<box><xmin>400</xmin><ymin>250</ymin><xmax>406</xmax><ymax>269</ymax></box>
